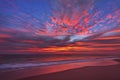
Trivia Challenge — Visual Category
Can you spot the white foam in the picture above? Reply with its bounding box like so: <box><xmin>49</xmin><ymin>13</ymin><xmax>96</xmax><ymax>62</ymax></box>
<box><xmin>0</xmin><ymin>57</ymin><xmax>118</xmax><ymax>69</ymax></box>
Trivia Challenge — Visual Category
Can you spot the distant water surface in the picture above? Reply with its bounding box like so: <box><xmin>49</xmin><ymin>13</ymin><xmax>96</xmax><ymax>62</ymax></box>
<box><xmin>0</xmin><ymin>54</ymin><xmax>119</xmax><ymax>71</ymax></box>
<box><xmin>0</xmin><ymin>54</ymin><xmax>120</xmax><ymax>80</ymax></box>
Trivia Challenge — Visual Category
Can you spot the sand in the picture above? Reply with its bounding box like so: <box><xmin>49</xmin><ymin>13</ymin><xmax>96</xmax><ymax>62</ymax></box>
<box><xmin>19</xmin><ymin>63</ymin><xmax>120</xmax><ymax>80</ymax></box>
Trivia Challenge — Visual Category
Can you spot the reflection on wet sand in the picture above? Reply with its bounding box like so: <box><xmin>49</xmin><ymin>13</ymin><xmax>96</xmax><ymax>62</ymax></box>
<box><xmin>0</xmin><ymin>59</ymin><xmax>119</xmax><ymax>80</ymax></box>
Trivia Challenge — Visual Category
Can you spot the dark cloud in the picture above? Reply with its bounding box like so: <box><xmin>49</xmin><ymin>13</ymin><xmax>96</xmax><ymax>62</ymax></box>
<box><xmin>0</xmin><ymin>0</ymin><xmax>120</xmax><ymax>54</ymax></box>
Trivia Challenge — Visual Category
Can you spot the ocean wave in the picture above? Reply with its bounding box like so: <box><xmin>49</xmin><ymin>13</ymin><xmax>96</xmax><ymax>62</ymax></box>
<box><xmin>0</xmin><ymin>58</ymin><xmax>118</xmax><ymax>70</ymax></box>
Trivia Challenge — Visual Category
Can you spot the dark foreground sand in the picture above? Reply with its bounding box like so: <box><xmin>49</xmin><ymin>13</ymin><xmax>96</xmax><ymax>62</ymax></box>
<box><xmin>19</xmin><ymin>61</ymin><xmax>120</xmax><ymax>80</ymax></box>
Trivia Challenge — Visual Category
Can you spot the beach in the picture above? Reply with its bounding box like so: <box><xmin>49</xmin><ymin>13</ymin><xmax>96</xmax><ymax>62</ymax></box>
<box><xmin>19</xmin><ymin>60</ymin><xmax>120</xmax><ymax>80</ymax></box>
<box><xmin>0</xmin><ymin>55</ymin><xmax>120</xmax><ymax>80</ymax></box>
<box><xmin>0</xmin><ymin>0</ymin><xmax>120</xmax><ymax>80</ymax></box>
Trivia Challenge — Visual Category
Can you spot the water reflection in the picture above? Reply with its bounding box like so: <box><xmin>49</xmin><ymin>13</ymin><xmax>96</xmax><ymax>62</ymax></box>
<box><xmin>0</xmin><ymin>59</ymin><xmax>119</xmax><ymax>80</ymax></box>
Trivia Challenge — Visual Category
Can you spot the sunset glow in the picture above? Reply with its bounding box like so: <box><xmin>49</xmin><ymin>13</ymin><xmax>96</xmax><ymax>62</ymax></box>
<box><xmin>0</xmin><ymin>0</ymin><xmax>120</xmax><ymax>54</ymax></box>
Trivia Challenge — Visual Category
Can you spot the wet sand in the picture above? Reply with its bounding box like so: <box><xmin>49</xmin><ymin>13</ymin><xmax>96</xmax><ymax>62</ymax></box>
<box><xmin>19</xmin><ymin>60</ymin><xmax>120</xmax><ymax>80</ymax></box>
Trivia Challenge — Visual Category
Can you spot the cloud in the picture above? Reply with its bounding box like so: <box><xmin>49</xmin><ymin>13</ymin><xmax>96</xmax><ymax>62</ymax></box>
<box><xmin>0</xmin><ymin>0</ymin><xmax>120</xmax><ymax>54</ymax></box>
<box><xmin>69</xmin><ymin>35</ymin><xmax>90</xmax><ymax>42</ymax></box>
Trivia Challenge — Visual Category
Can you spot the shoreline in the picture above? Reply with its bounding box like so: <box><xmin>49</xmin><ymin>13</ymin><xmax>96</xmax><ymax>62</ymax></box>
<box><xmin>0</xmin><ymin>59</ymin><xmax>120</xmax><ymax>80</ymax></box>
<box><xmin>19</xmin><ymin>60</ymin><xmax>120</xmax><ymax>80</ymax></box>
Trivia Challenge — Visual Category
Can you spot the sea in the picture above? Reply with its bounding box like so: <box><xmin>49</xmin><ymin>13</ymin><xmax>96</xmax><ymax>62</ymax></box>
<box><xmin>0</xmin><ymin>54</ymin><xmax>120</xmax><ymax>80</ymax></box>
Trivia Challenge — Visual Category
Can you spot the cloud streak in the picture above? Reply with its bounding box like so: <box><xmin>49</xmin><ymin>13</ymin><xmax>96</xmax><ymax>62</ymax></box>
<box><xmin>0</xmin><ymin>0</ymin><xmax>120</xmax><ymax>54</ymax></box>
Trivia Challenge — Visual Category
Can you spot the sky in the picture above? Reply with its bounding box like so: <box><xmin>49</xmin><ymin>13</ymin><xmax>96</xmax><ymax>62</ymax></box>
<box><xmin>0</xmin><ymin>0</ymin><xmax>120</xmax><ymax>54</ymax></box>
